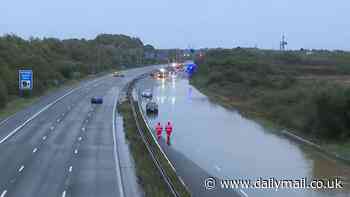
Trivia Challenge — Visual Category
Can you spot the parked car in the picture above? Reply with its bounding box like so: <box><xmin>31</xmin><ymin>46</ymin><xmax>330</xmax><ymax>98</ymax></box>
<box><xmin>91</xmin><ymin>97</ymin><xmax>103</xmax><ymax>104</ymax></box>
<box><xmin>146</xmin><ymin>101</ymin><xmax>158</xmax><ymax>114</ymax></box>
<box><xmin>141</xmin><ymin>90</ymin><xmax>153</xmax><ymax>99</ymax></box>
<box><xmin>113</xmin><ymin>71</ymin><xmax>125</xmax><ymax>77</ymax></box>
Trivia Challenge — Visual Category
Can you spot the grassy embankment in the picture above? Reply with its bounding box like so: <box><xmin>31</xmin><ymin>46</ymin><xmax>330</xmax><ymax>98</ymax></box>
<box><xmin>0</xmin><ymin>70</ymin><xmax>111</xmax><ymax>120</ymax></box>
<box><xmin>118</xmin><ymin>100</ymin><xmax>191</xmax><ymax>197</ymax></box>
<box><xmin>191</xmin><ymin>48</ymin><xmax>350</xmax><ymax>160</ymax></box>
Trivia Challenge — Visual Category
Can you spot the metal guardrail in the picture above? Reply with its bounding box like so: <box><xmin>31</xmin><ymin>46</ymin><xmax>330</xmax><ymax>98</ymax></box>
<box><xmin>125</xmin><ymin>76</ymin><xmax>182</xmax><ymax>197</ymax></box>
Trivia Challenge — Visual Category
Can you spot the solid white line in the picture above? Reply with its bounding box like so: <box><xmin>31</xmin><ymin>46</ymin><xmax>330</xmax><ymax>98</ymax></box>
<box><xmin>61</xmin><ymin>190</ymin><xmax>66</xmax><ymax>197</ymax></box>
<box><xmin>240</xmin><ymin>189</ymin><xmax>248</xmax><ymax>197</ymax></box>
<box><xmin>0</xmin><ymin>75</ymin><xmax>110</xmax><ymax>144</ymax></box>
<box><xmin>74</xmin><ymin>149</ymin><xmax>78</xmax><ymax>154</ymax></box>
<box><xmin>112</xmin><ymin>92</ymin><xmax>125</xmax><ymax>197</ymax></box>
<box><xmin>0</xmin><ymin>88</ymin><xmax>77</xmax><ymax>144</ymax></box>
<box><xmin>18</xmin><ymin>165</ymin><xmax>24</xmax><ymax>172</ymax></box>
<box><xmin>0</xmin><ymin>190</ymin><xmax>7</xmax><ymax>197</ymax></box>
<box><xmin>68</xmin><ymin>166</ymin><xmax>73</xmax><ymax>172</ymax></box>
<box><xmin>32</xmin><ymin>148</ymin><xmax>38</xmax><ymax>153</ymax></box>
<box><xmin>137</xmin><ymin>97</ymin><xmax>177</xmax><ymax>172</ymax></box>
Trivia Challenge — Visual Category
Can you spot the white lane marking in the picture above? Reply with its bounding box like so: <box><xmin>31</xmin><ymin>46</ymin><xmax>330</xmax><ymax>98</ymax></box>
<box><xmin>78</xmin><ymin>137</ymin><xmax>82</xmax><ymax>141</ymax></box>
<box><xmin>0</xmin><ymin>190</ymin><xmax>7</xmax><ymax>197</ymax></box>
<box><xmin>112</xmin><ymin>92</ymin><xmax>125</xmax><ymax>197</ymax></box>
<box><xmin>214</xmin><ymin>165</ymin><xmax>221</xmax><ymax>172</ymax></box>
<box><xmin>0</xmin><ymin>88</ymin><xmax>78</xmax><ymax>144</ymax></box>
<box><xmin>42</xmin><ymin>136</ymin><xmax>47</xmax><ymax>140</ymax></box>
<box><xmin>61</xmin><ymin>190</ymin><xmax>66</xmax><ymax>197</ymax></box>
<box><xmin>137</xmin><ymin>98</ymin><xmax>177</xmax><ymax>172</ymax></box>
<box><xmin>68</xmin><ymin>166</ymin><xmax>73</xmax><ymax>172</ymax></box>
<box><xmin>74</xmin><ymin>149</ymin><xmax>78</xmax><ymax>154</ymax></box>
<box><xmin>32</xmin><ymin>148</ymin><xmax>38</xmax><ymax>153</ymax></box>
<box><xmin>0</xmin><ymin>75</ymin><xmax>110</xmax><ymax>144</ymax></box>
<box><xmin>240</xmin><ymin>189</ymin><xmax>248</xmax><ymax>197</ymax></box>
<box><xmin>18</xmin><ymin>165</ymin><xmax>24</xmax><ymax>172</ymax></box>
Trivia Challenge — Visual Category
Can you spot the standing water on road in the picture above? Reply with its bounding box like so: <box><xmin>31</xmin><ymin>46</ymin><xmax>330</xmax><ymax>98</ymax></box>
<box><xmin>137</xmin><ymin>75</ymin><xmax>350</xmax><ymax>197</ymax></box>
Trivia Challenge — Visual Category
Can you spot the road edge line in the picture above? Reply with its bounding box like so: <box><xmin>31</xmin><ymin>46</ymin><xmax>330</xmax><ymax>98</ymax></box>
<box><xmin>112</xmin><ymin>89</ymin><xmax>125</xmax><ymax>197</ymax></box>
<box><xmin>0</xmin><ymin>76</ymin><xmax>108</xmax><ymax>144</ymax></box>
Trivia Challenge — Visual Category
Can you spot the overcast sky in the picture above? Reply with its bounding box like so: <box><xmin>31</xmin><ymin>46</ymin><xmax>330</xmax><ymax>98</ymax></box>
<box><xmin>0</xmin><ymin>0</ymin><xmax>349</xmax><ymax>50</ymax></box>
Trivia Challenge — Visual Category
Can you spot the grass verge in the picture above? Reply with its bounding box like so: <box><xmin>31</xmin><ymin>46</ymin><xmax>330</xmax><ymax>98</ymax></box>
<box><xmin>118</xmin><ymin>101</ymin><xmax>174</xmax><ymax>197</ymax></box>
<box><xmin>132</xmin><ymin>100</ymin><xmax>191</xmax><ymax>197</ymax></box>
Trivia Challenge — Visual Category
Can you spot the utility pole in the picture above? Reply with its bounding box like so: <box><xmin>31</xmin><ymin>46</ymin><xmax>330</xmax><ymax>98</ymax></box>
<box><xmin>280</xmin><ymin>34</ymin><xmax>288</xmax><ymax>51</ymax></box>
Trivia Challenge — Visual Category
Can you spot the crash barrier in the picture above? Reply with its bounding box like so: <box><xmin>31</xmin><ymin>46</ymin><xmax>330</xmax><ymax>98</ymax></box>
<box><xmin>125</xmin><ymin>73</ymin><xmax>191</xmax><ymax>197</ymax></box>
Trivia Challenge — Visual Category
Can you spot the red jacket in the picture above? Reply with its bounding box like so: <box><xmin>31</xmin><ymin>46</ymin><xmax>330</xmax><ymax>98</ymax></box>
<box><xmin>165</xmin><ymin>124</ymin><xmax>173</xmax><ymax>135</ymax></box>
<box><xmin>156</xmin><ymin>125</ymin><xmax>163</xmax><ymax>134</ymax></box>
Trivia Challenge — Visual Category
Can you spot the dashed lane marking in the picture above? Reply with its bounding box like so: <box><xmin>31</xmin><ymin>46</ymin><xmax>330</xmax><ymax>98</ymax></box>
<box><xmin>240</xmin><ymin>189</ymin><xmax>248</xmax><ymax>197</ymax></box>
<box><xmin>18</xmin><ymin>165</ymin><xmax>24</xmax><ymax>172</ymax></box>
<box><xmin>0</xmin><ymin>190</ymin><xmax>7</xmax><ymax>197</ymax></box>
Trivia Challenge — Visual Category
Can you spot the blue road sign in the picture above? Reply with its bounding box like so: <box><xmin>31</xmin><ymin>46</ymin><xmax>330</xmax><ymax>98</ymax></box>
<box><xmin>19</xmin><ymin>70</ymin><xmax>33</xmax><ymax>90</ymax></box>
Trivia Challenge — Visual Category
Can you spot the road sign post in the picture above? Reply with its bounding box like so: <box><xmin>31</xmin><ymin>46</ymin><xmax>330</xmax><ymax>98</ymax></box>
<box><xmin>19</xmin><ymin>70</ymin><xmax>33</xmax><ymax>96</ymax></box>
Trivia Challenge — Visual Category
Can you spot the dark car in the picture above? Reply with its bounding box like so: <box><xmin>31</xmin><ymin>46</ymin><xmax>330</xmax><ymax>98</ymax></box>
<box><xmin>141</xmin><ymin>90</ymin><xmax>153</xmax><ymax>99</ymax></box>
<box><xmin>91</xmin><ymin>97</ymin><xmax>103</xmax><ymax>104</ymax></box>
<box><xmin>146</xmin><ymin>101</ymin><xmax>158</xmax><ymax>113</ymax></box>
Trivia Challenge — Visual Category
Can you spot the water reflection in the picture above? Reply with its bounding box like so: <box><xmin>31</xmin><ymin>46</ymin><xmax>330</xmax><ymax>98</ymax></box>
<box><xmin>139</xmin><ymin>77</ymin><xmax>350</xmax><ymax>197</ymax></box>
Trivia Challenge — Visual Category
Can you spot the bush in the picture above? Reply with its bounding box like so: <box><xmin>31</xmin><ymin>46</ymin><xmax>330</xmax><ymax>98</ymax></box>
<box><xmin>0</xmin><ymin>79</ymin><xmax>8</xmax><ymax>108</ymax></box>
<box><xmin>306</xmin><ymin>87</ymin><xmax>350</xmax><ymax>139</ymax></box>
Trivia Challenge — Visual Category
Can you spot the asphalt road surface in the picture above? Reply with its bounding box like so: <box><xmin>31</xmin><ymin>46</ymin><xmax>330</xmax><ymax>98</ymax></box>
<box><xmin>0</xmin><ymin>65</ymin><xmax>159</xmax><ymax>197</ymax></box>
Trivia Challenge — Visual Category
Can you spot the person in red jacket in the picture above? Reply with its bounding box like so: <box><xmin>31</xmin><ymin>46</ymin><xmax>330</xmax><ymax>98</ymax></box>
<box><xmin>155</xmin><ymin>122</ymin><xmax>163</xmax><ymax>140</ymax></box>
<box><xmin>165</xmin><ymin>121</ymin><xmax>173</xmax><ymax>145</ymax></box>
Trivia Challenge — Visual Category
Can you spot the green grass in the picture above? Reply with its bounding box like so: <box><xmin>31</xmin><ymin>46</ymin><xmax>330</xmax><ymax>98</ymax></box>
<box><xmin>118</xmin><ymin>101</ymin><xmax>173</xmax><ymax>197</ymax></box>
<box><xmin>0</xmin><ymin>70</ymin><xmax>110</xmax><ymax>121</ymax></box>
<box><xmin>132</xmin><ymin>101</ymin><xmax>191</xmax><ymax>197</ymax></box>
<box><xmin>0</xmin><ymin>96</ymin><xmax>39</xmax><ymax>120</ymax></box>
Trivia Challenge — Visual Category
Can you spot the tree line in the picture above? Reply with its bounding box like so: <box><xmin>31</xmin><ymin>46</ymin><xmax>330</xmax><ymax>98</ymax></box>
<box><xmin>0</xmin><ymin>34</ymin><xmax>160</xmax><ymax>109</ymax></box>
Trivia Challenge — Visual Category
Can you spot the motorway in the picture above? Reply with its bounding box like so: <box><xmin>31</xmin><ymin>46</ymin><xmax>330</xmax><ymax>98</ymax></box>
<box><xmin>137</xmin><ymin>74</ymin><xmax>350</xmax><ymax>197</ymax></box>
<box><xmin>0</xmin><ymin>66</ymin><xmax>159</xmax><ymax>197</ymax></box>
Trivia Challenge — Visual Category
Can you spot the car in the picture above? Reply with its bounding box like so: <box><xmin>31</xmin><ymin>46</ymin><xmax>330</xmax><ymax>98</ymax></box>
<box><xmin>141</xmin><ymin>90</ymin><xmax>153</xmax><ymax>99</ymax></box>
<box><xmin>146</xmin><ymin>101</ymin><xmax>158</xmax><ymax>113</ymax></box>
<box><xmin>91</xmin><ymin>97</ymin><xmax>103</xmax><ymax>104</ymax></box>
<box><xmin>113</xmin><ymin>71</ymin><xmax>125</xmax><ymax>77</ymax></box>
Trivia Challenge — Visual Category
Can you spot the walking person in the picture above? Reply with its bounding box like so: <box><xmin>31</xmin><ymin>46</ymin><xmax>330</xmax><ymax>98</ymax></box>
<box><xmin>165</xmin><ymin>121</ymin><xmax>173</xmax><ymax>145</ymax></box>
<box><xmin>155</xmin><ymin>122</ymin><xmax>163</xmax><ymax>140</ymax></box>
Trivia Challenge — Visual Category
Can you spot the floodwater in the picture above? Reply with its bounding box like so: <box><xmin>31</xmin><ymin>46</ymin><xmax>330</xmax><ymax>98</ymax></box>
<box><xmin>137</xmin><ymin>75</ymin><xmax>350</xmax><ymax>197</ymax></box>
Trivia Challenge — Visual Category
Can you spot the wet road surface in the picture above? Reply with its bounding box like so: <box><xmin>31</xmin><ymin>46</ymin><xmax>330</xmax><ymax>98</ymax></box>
<box><xmin>0</xmin><ymin>65</ymin><xmax>160</xmax><ymax>197</ymax></box>
<box><xmin>137</xmin><ymin>74</ymin><xmax>350</xmax><ymax>197</ymax></box>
